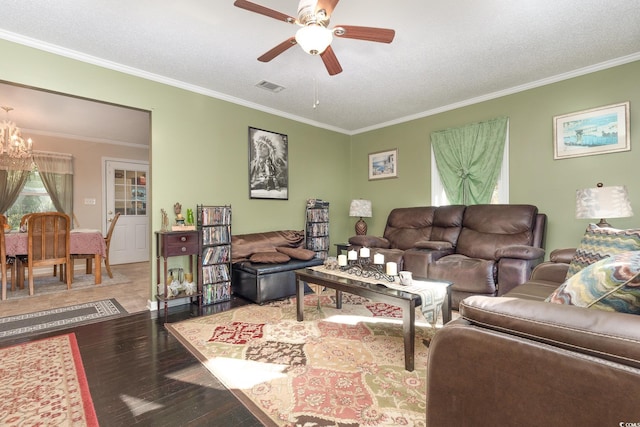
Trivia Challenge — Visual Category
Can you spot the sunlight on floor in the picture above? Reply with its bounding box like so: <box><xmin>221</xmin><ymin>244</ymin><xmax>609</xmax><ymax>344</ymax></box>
<box><xmin>205</xmin><ymin>357</ymin><xmax>288</xmax><ymax>389</ymax></box>
<box><xmin>120</xmin><ymin>394</ymin><xmax>164</xmax><ymax>416</ymax></box>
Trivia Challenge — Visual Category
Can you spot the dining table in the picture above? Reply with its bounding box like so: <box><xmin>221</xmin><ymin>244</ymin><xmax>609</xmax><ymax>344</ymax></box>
<box><xmin>4</xmin><ymin>229</ymin><xmax>107</xmax><ymax>285</ymax></box>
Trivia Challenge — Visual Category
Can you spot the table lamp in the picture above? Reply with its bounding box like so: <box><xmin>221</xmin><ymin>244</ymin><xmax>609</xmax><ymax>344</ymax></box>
<box><xmin>576</xmin><ymin>182</ymin><xmax>633</xmax><ymax>227</ymax></box>
<box><xmin>349</xmin><ymin>199</ymin><xmax>372</xmax><ymax>235</ymax></box>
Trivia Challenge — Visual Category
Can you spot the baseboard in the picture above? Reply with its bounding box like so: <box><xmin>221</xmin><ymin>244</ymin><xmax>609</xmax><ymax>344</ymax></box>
<box><xmin>146</xmin><ymin>297</ymin><xmax>191</xmax><ymax>311</ymax></box>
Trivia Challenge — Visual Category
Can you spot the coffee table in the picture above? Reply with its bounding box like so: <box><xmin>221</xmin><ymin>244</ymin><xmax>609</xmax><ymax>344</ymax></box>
<box><xmin>295</xmin><ymin>268</ymin><xmax>452</xmax><ymax>371</ymax></box>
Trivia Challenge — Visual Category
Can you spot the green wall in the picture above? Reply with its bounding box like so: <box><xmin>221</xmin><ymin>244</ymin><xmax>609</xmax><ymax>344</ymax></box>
<box><xmin>2</xmin><ymin>38</ymin><xmax>639</xmax><ymax>297</ymax></box>
<box><xmin>0</xmin><ymin>39</ymin><xmax>351</xmax><ymax>294</ymax></box>
<box><xmin>351</xmin><ymin>60</ymin><xmax>640</xmax><ymax>253</ymax></box>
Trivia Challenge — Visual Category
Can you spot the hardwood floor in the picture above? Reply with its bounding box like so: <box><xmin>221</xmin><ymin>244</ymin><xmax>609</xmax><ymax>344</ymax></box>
<box><xmin>0</xmin><ymin>263</ymin><xmax>264</xmax><ymax>426</ymax></box>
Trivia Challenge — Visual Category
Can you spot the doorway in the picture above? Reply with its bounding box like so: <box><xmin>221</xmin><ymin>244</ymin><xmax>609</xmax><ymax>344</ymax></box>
<box><xmin>105</xmin><ymin>159</ymin><xmax>150</xmax><ymax>264</ymax></box>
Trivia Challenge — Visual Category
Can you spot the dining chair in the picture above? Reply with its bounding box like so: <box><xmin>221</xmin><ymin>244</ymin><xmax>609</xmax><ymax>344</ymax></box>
<box><xmin>71</xmin><ymin>212</ymin><xmax>121</xmax><ymax>279</ymax></box>
<box><xmin>18</xmin><ymin>212</ymin><xmax>72</xmax><ymax>296</ymax></box>
<box><xmin>0</xmin><ymin>214</ymin><xmax>14</xmax><ymax>300</ymax></box>
<box><xmin>21</xmin><ymin>212</ymin><xmax>65</xmax><ymax>282</ymax></box>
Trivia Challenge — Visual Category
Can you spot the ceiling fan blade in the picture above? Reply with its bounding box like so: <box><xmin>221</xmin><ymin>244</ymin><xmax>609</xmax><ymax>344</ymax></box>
<box><xmin>333</xmin><ymin>25</ymin><xmax>395</xmax><ymax>43</ymax></box>
<box><xmin>233</xmin><ymin>0</ymin><xmax>296</xmax><ymax>23</ymax></box>
<box><xmin>258</xmin><ymin>37</ymin><xmax>298</xmax><ymax>62</ymax></box>
<box><xmin>320</xmin><ymin>46</ymin><xmax>343</xmax><ymax>76</ymax></box>
<box><xmin>316</xmin><ymin>0</ymin><xmax>340</xmax><ymax>17</ymax></box>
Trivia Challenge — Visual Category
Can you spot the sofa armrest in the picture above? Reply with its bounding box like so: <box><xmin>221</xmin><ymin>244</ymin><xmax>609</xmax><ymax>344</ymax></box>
<box><xmin>460</xmin><ymin>295</ymin><xmax>640</xmax><ymax>369</ymax></box>
<box><xmin>530</xmin><ymin>261</ymin><xmax>569</xmax><ymax>283</ymax></box>
<box><xmin>348</xmin><ymin>235</ymin><xmax>391</xmax><ymax>248</ymax></box>
<box><xmin>495</xmin><ymin>245</ymin><xmax>545</xmax><ymax>261</ymax></box>
<box><xmin>549</xmin><ymin>247</ymin><xmax>576</xmax><ymax>263</ymax></box>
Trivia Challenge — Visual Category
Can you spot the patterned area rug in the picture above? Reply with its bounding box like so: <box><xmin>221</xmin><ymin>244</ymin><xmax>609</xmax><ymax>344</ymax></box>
<box><xmin>167</xmin><ymin>291</ymin><xmax>438</xmax><ymax>426</ymax></box>
<box><xmin>0</xmin><ymin>299</ymin><xmax>127</xmax><ymax>340</ymax></box>
<box><xmin>0</xmin><ymin>333</ymin><xmax>99</xmax><ymax>426</ymax></box>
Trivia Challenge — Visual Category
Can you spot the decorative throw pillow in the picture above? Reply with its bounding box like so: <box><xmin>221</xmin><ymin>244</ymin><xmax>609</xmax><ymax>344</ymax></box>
<box><xmin>547</xmin><ymin>251</ymin><xmax>640</xmax><ymax>314</ymax></box>
<box><xmin>565</xmin><ymin>224</ymin><xmax>640</xmax><ymax>280</ymax></box>
<box><xmin>249</xmin><ymin>251</ymin><xmax>291</xmax><ymax>264</ymax></box>
<box><xmin>276</xmin><ymin>246</ymin><xmax>316</xmax><ymax>260</ymax></box>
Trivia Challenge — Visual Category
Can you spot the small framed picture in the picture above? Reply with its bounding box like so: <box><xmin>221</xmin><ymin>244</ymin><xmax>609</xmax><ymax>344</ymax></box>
<box><xmin>248</xmin><ymin>127</ymin><xmax>288</xmax><ymax>200</ymax></box>
<box><xmin>553</xmin><ymin>101</ymin><xmax>630</xmax><ymax>160</ymax></box>
<box><xmin>368</xmin><ymin>149</ymin><xmax>398</xmax><ymax>180</ymax></box>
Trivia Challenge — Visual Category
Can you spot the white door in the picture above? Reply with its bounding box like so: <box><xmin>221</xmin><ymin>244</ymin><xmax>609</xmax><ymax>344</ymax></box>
<box><xmin>105</xmin><ymin>160</ymin><xmax>150</xmax><ymax>264</ymax></box>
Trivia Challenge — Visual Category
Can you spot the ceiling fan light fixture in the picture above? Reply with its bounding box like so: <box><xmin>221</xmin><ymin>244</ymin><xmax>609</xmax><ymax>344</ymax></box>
<box><xmin>295</xmin><ymin>24</ymin><xmax>332</xmax><ymax>55</ymax></box>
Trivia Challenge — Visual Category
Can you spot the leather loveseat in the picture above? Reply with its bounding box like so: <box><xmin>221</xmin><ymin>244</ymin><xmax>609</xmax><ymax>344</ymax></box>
<box><xmin>425</xmin><ymin>251</ymin><xmax>640</xmax><ymax>426</ymax></box>
<box><xmin>349</xmin><ymin>204</ymin><xmax>547</xmax><ymax>307</ymax></box>
<box><xmin>231</xmin><ymin>230</ymin><xmax>323</xmax><ymax>304</ymax></box>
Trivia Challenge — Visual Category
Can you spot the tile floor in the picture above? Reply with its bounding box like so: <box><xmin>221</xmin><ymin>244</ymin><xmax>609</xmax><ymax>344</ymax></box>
<box><xmin>0</xmin><ymin>262</ymin><xmax>152</xmax><ymax>317</ymax></box>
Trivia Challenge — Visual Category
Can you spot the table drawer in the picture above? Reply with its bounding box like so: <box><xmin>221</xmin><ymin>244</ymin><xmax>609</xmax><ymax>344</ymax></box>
<box><xmin>162</xmin><ymin>232</ymin><xmax>199</xmax><ymax>256</ymax></box>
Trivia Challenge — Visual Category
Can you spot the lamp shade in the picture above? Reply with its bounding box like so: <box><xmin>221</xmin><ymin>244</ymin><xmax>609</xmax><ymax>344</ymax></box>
<box><xmin>576</xmin><ymin>184</ymin><xmax>633</xmax><ymax>221</ymax></box>
<box><xmin>295</xmin><ymin>24</ymin><xmax>333</xmax><ymax>55</ymax></box>
<box><xmin>349</xmin><ymin>199</ymin><xmax>372</xmax><ymax>218</ymax></box>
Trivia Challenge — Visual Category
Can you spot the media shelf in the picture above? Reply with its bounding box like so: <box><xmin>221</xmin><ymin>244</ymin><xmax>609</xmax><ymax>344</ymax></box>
<box><xmin>305</xmin><ymin>199</ymin><xmax>329</xmax><ymax>259</ymax></box>
<box><xmin>197</xmin><ymin>205</ymin><xmax>232</xmax><ymax>305</ymax></box>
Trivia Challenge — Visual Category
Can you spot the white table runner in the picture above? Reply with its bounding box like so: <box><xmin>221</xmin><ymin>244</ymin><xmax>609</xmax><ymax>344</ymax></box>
<box><xmin>309</xmin><ymin>266</ymin><xmax>448</xmax><ymax>324</ymax></box>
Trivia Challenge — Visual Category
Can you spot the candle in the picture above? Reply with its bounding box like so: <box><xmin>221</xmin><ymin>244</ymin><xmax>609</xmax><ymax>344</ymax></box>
<box><xmin>347</xmin><ymin>249</ymin><xmax>358</xmax><ymax>260</ymax></box>
<box><xmin>386</xmin><ymin>262</ymin><xmax>398</xmax><ymax>276</ymax></box>
<box><xmin>373</xmin><ymin>253</ymin><xmax>385</xmax><ymax>265</ymax></box>
<box><xmin>338</xmin><ymin>254</ymin><xmax>347</xmax><ymax>266</ymax></box>
<box><xmin>359</xmin><ymin>247</ymin><xmax>370</xmax><ymax>258</ymax></box>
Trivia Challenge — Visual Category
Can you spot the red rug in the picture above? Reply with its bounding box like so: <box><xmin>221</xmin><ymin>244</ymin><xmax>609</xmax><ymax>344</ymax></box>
<box><xmin>0</xmin><ymin>333</ymin><xmax>99</xmax><ymax>426</ymax></box>
<box><xmin>168</xmin><ymin>291</ymin><xmax>438</xmax><ymax>426</ymax></box>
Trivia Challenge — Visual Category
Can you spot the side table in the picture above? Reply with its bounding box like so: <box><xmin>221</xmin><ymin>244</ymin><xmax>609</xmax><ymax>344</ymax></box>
<box><xmin>155</xmin><ymin>230</ymin><xmax>202</xmax><ymax>315</ymax></box>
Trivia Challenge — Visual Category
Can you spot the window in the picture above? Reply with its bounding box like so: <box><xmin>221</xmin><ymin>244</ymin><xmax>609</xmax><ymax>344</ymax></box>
<box><xmin>431</xmin><ymin>126</ymin><xmax>509</xmax><ymax>205</ymax></box>
<box><xmin>5</xmin><ymin>170</ymin><xmax>55</xmax><ymax>229</ymax></box>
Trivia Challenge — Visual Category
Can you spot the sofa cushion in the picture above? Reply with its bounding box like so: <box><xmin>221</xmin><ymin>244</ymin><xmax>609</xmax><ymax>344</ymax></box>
<box><xmin>565</xmin><ymin>224</ymin><xmax>640</xmax><ymax>279</ymax></box>
<box><xmin>429</xmin><ymin>254</ymin><xmax>497</xmax><ymax>294</ymax></box>
<box><xmin>249</xmin><ymin>251</ymin><xmax>291</xmax><ymax>264</ymax></box>
<box><xmin>276</xmin><ymin>246</ymin><xmax>316</xmax><ymax>260</ymax></box>
<box><xmin>547</xmin><ymin>251</ymin><xmax>640</xmax><ymax>314</ymax></box>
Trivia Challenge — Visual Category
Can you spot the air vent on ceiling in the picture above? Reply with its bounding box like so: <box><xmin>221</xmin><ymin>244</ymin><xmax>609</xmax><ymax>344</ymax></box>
<box><xmin>255</xmin><ymin>80</ymin><xmax>285</xmax><ymax>93</ymax></box>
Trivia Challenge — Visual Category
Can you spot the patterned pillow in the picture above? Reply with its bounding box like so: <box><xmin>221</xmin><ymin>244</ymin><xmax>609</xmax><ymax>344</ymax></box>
<box><xmin>565</xmin><ymin>224</ymin><xmax>640</xmax><ymax>280</ymax></box>
<box><xmin>547</xmin><ymin>251</ymin><xmax>640</xmax><ymax>314</ymax></box>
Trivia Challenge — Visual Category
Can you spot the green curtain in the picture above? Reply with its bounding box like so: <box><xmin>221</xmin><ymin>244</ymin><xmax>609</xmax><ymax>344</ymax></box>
<box><xmin>32</xmin><ymin>152</ymin><xmax>73</xmax><ymax>218</ymax></box>
<box><xmin>0</xmin><ymin>157</ymin><xmax>32</xmax><ymax>214</ymax></box>
<box><xmin>431</xmin><ymin>117</ymin><xmax>508</xmax><ymax>205</ymax></box>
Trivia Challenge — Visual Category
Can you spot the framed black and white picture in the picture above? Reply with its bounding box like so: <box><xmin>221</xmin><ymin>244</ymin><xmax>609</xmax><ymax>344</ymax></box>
<box><xmin>248</xmin><ymin>127</ymin><xmax>289</xmax><ymax>200</ymax></box>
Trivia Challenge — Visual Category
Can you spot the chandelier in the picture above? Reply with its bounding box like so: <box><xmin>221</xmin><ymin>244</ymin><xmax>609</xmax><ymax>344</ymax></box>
<box><xmin>1</xmin><ymin>106</ymin><xmax>33</xmax><ymax>159</ymax></box>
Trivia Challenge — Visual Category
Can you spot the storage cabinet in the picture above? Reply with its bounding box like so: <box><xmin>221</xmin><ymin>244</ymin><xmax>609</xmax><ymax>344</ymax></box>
<box><xmin>197</xmin><ymin>205</ymin><xmax>232</xmax><ymax>305</ymax></box>
<box><xmin>155</xmin><ymin>230</ymin><xmax>201</xmax><ymax>313</ymax></box>
<box><xmin>305</xmin><ymin>199</ymin><xmax>329</xmax><ymax>259</ymax></box>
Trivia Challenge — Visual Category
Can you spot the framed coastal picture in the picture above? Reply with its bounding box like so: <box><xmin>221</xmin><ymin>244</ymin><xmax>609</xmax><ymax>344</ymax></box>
<box><xmin>368</xmin><ymin>148</ymin><xmax>398</xmax><ymax>180</ymax></box>
<box><xmin>553</xmin><ymin>101</ymin><xmax>630</xmax><ymax>160</ymax></box>
<box><xmin>248</xmin><ymin>127</ymin><xmax>289</xmax><ymax>200</ymax></box>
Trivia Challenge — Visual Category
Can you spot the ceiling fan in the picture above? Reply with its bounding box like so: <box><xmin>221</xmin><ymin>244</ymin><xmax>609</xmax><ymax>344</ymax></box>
<box><xmin>233</xmin><ymin>0</ymin><xmax>396</xmax><ymax>76</ymax></box>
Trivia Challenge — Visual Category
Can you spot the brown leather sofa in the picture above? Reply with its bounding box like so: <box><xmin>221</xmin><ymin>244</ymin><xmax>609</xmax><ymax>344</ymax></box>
<box><xmin>349</xmin><ymin>204</ymin><xmax>547</xmax><ymax>307</ymax></box>
<box><xmin>426</xmin><ymin>251</ymin><xmax>640</xmax><ymax>426</ymax></box>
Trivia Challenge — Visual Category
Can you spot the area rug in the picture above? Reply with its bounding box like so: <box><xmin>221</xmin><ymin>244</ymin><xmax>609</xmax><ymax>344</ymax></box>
<box><xmin>5</xmin><ymin>270</ymin><xmax>130</xmax><ymax>300</ymax></box>
<box><xmin>167</xmin><ymin>291</ymin><xmax>437</xmax><ymax>426</ymax></box>
<box><xmin>0</xmin><ymin>299</ymin><xmax>128</xmax><ymax>340</ymax></box>
<box><xmin>0</xmin><ymin>333</ymin><xmax>99</xmax><ymax>426</ymax></box>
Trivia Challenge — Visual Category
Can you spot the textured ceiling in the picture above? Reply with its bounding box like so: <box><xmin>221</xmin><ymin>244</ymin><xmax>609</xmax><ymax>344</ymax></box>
<box><xmin>0</xmin><ymin>0</ymin><xmax>639</xmax><ymax>140</ymax></box>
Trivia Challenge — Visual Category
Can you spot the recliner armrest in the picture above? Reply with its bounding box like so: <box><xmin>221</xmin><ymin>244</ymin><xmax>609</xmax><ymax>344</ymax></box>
<box><xmin>460</xmin><ymin>295</ymin><xmax>640</xmax><ymax>369</ymax></box>
<box><xmin>549</xmin><ymin>247</ymin><xmax>576</xmax><ymax>263</ymax></box>
<box><xmin>495</xmin><ymin>245</ymin><xmax>545</xmax><ymax>260</ymax></box>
